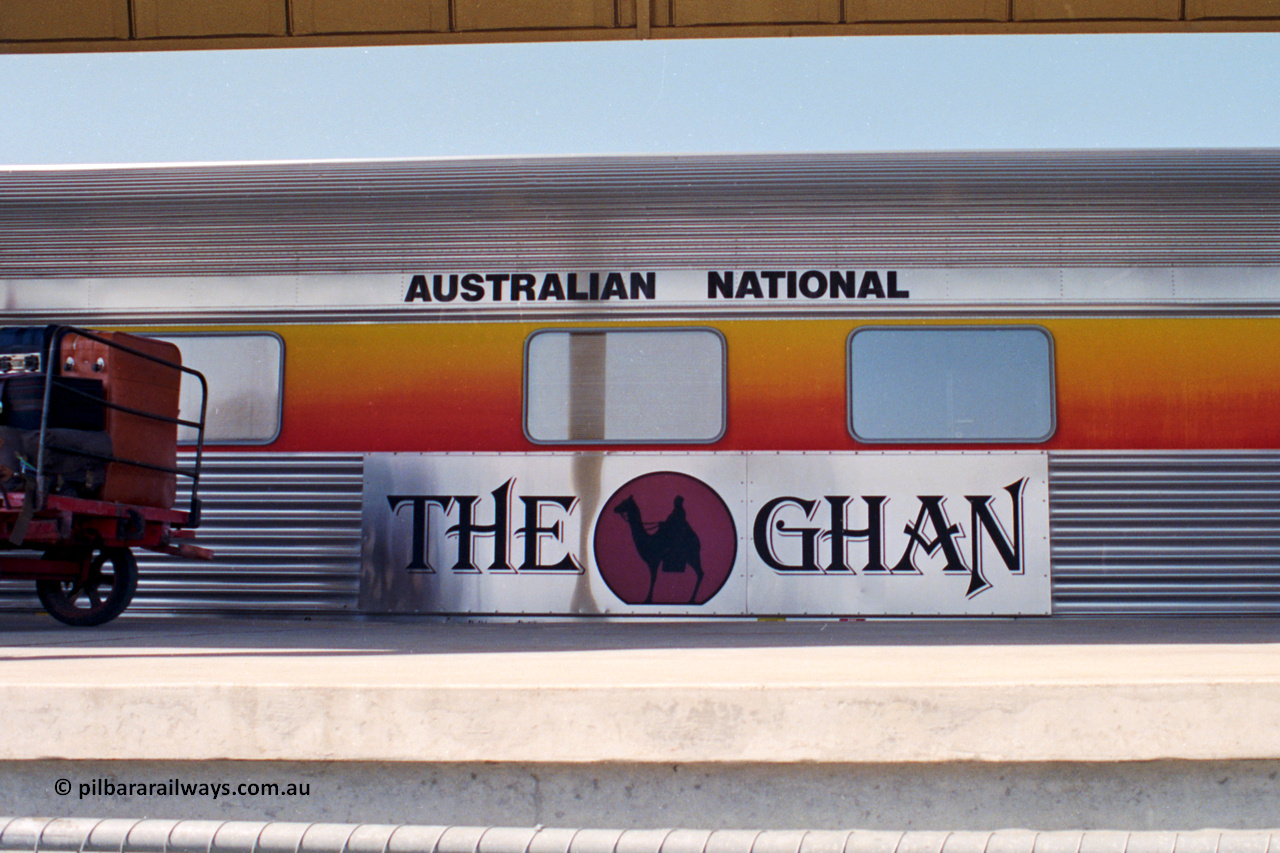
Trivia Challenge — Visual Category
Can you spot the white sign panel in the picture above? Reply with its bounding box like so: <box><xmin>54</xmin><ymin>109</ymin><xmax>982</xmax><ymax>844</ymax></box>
<box><xmin>361</xmin><ymin>453</ymin><xmax>750</xmax><ymax>616</ymax></box>
<box><xmin>745</xmin><ymin>453</ymin><xmax>1049</xmax><ymax>616</ymax></box>
<box><xmin>361</xmin><ymin>452</ymin><xmax>1050</xmax><ymax>616</ymax></box>
<box><xmin>4</xmin><ymin>267</ymin><xmax>1279</xmax><ymax>318</ymax></box>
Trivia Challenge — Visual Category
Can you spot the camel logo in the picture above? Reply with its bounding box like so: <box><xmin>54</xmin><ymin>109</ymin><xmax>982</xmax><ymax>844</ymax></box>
<box><xmin>594</xmin><ymin>472</ymin><xmax>737</xmax><ymax>605</ymax></box>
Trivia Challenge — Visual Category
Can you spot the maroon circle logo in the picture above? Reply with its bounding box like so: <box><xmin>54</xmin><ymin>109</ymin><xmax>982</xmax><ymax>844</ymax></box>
<box><xmin>594</xmin><ymin>472</ymin><xmax>737</xmax><ymax>605</ymax></box>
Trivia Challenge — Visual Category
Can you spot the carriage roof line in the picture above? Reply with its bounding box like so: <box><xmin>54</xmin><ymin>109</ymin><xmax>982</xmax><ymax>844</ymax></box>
<box><xmin>3</xmin><ymin>149</ymin><xmax>1279</xmax><ymax>282</ymax></box>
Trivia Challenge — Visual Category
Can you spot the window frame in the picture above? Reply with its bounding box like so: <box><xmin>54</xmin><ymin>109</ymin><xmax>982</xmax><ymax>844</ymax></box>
<box><xmin>154</xmin><ymin>331</ymin><xmax>286</xmax><ymax>446</ymax></box>
<box><xmin>846</xmin><ymin>324</ymin><xmax>1057</xmax><ymax>445</ymax></box>
<box><xmin>523</xmin><ymin>326</ymin><xmax>728</xmax><ymax>446</ymax></box>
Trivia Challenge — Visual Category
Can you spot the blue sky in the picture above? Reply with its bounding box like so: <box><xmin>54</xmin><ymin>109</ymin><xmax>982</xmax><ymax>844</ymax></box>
<box><xmin>0</xmin><ymin>32</ymin><xmax>1278</xmax><ymax>165</ymax></box>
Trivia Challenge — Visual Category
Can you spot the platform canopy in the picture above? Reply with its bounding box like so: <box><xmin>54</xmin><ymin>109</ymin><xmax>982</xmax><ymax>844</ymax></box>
<box><xmin>3</xmin><ymin>0</ymin><xmax>1280</xmax><ymax>53</ymax></box>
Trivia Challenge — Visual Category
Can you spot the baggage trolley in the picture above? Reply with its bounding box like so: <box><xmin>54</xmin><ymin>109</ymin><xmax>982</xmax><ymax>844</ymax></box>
<box><xmin>0</xmin><ymin>326</ymin><xmax>211</xmax><ymax>626</ymax></box>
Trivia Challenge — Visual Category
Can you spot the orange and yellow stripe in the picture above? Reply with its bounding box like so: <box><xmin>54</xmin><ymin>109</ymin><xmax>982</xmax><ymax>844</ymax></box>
<box><xmin>172</xmin><ymin>317</ymin><xmax>1280</xmax><ymax>453</ymax></box>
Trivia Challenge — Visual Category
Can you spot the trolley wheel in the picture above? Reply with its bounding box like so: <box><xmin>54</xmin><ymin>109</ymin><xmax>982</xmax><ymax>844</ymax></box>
<box><xmin>36</xmin><ymin>547</ymin><xmax>138</xmax><ymax>627</ymax></box>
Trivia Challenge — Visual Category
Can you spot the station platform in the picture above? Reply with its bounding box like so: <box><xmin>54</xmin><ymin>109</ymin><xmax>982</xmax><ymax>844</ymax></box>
<box><xmin>2</xmin><ymin>614</ymin><xmax>1279</xmax><ymax>764</ymax></box>
<box><xmin>3</xmin><ymin>614</ymin><xmax>1280</xmax><ymax>829</ymax></box>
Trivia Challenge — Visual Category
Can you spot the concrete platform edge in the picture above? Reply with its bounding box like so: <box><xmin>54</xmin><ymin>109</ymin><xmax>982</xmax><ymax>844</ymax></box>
<box><xmin>3</xmin><ymin>682</ymin><xmax>1280</xmax><ymax>763</ymax></box>
<box><xmin>5</xmin><ymin>760</ymin><xmax>1280</xmax><ymax>831</ymax></box>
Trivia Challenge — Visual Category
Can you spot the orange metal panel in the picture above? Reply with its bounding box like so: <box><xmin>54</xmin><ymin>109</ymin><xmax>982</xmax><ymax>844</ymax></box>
<box><xmin>454</xmin><ymin>0</ymin><xmax>619</xmax><ymax>30</ymax></box>
<box><xmin>1013</xmin><ymin>0</ymin><xmax>1181</xmax><ymax>18</ymax></box>
<box><xmin>133</xmin><ymin>0</ymin><xmax>287</xmax><ymax>38</ymax></box>
<box><xmin>846</xmin><ymin>0</ymin><xmax>1007</xmax><ymax>21</ymax></box>
<box><xmin>263</xmin><ymin>317</ymin><xmax>1280</xmax><ymax>455</ymax></box>
<box><xmin>292</xmin><ymin>0</ymin><xmax>450</xmax><ymax>34</ymax></box>
<box><xmin>671</xmin><ymin>0</ymin><xmax>842</xmax><ymax>25</ymax></box>
<box><xmin>0</xmin><ymin>0</ymin><xmax>129</xmax><ymax>40</ymax></box>
<box><xmin>60</xmin><ymin>331</ymin><xmax>182</xmax><ymax>508</ymax></box>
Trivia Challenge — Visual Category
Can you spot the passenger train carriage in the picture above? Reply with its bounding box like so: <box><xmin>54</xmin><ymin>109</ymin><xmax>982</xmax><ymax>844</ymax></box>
<box><xmin>2</xmin><ymin>150</ymin><xmax>1278</xmax><ymax>617</ymax></box>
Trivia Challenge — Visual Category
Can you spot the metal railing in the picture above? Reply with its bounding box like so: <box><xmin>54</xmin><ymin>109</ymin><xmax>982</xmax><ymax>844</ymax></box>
<box><xmin>29</xmin><ymin>326</ymin><xmax>208</xmax><ymax>522</ymax></box>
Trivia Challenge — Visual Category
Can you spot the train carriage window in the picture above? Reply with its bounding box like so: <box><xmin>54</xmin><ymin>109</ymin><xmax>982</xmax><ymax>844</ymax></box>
<box><xmin>525</xmin><ymin>329</ymin><xmax>725</xmax><ymax>443</ymax></box>
<box><xmin>154</xmin><ymin>333</ymin><xmax>284</xmax><ymax>445</ymax></box>
<box><xmin>848</xmin><ymin>326</ymin><xmax>1055</xmax><ymax>443</ymax></box>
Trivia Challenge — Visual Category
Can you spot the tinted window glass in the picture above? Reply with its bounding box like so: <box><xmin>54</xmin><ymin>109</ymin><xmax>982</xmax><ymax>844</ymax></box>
<box><xmin>526</xmin><ymin>329</ymin><xmax>725</xmax><ymax>443</ymax></box>
<box><xmin>156</xmin><ymin>333</ymin><xmax>284</xmax><ymax>445</ymax></box>
<box><xmin>848</xmin><ymin>326</ymin><xmax>1055</xmax><ymax>443</ymax></box>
